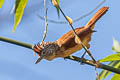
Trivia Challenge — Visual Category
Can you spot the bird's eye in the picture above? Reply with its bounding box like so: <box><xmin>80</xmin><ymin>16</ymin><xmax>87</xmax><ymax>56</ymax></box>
<box><xmin>42</xmin><ymin>52</ymin><xmax>45</xmax><ymax>55</ymax></box>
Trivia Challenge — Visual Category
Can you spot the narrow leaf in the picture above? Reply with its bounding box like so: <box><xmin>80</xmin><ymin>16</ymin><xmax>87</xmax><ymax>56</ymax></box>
<box><xmin>12</xmin><ymin>0</ymin><xmax>28</xmax><ymax>32</ymax></box>
<box><xmin>99</xmin><ymin>61</ymin><xmax>120</xmax><ymax>80</ymax></box>
<box><xmin>99</xmin><ymin>53</ymin><xmax>120</xmax><ymax>62</ymax></box>
<box><xmin>99</xmin><ymin>39</ymin><xmax>120</xmax><ymax>79</ymax></box>
<box><xmin>56</xmin><ymin>0</ymin><xmax>60</xmax><ymax>18</ymax></box>
<box><xmin>56</xmin><ymin>0</ymin><xmax>59</xmax><ymax>6</ymax></box>
<box><xmin>112</xmin><ymin>38</ymin><xmax>120</xmax><ymax>52</ymax></box>
<box><xmin>99</xmin><ymin>61</ymin><xmax>113</xmax><ymax>80</ymax></box>
<box><xmin>0</xmin><ymin>0</ymin><xmax>4</xmax><ymax>8</ymax></box>
<box><xmin>111</xmin><ymin>74</ymin><xmax>120</xmax><ymax>80</ymax></box>
<box><xmin>51</xmin><ymin>0</ymin><xmax>60</xmax><ymax>18</ymax></box>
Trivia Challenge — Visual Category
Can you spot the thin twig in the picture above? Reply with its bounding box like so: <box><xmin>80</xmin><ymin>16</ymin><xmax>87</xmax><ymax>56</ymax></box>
<box><xmin>37</xmin><ymin>0</ymin><xmax>106</xmax><ymax>24</ymax></box>
<box><xmin>42</xmin><ymin>0</ymin><xmax>48</xmax><ymax>42</ymax></box>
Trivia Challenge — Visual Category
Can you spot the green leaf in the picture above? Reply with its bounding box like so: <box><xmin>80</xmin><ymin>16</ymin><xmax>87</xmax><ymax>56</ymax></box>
<box><xmin>53</xmin><ymin>0</ymin><xmax>60</xmax><ymax>18</ymax></box>
<box><xmin>56</xmin><ymin>0</ymin><xmax>59</xmax><ymax>5</ymax></box>
<box><xmin>111</xmin><ymin>74</ymin><xmax>120</xmax><ymax>80</ymax></box>
<box><xmin>112</xmin><ymin>38</ymin><xmax>120</xmax><ymax>52</ymax></box>
<box><xmin>56</xmin><ymin>6</ymin><xmax>60</xmax><ymax>18</ymax></box>
<box><xmin>12</xmin><ymin>0</ymin><xmax>28</xmax><ymax>32</ymax></box>
<box><xmin>99</xmin><ymin>61</ymin><xmax>113</xmax><ymax>80</ymax></box>
<box><xmin>56</xmin><ymin>0</ymin><xmax>60</xmax><ymax>18</ymax></box>
<box><xmin>0</xmin><ymin>0</ymin><xmax>4</xmax><ymax>8</ymax></box>
<box><xmin>99</xmin><ymin>61</ymin><xmax>120</xmax><ymax>80</ymax></box>
<box><xmin>99</xmin><ymin>53</ymin><xmax>120</xmax><ymax>62</ymax></box>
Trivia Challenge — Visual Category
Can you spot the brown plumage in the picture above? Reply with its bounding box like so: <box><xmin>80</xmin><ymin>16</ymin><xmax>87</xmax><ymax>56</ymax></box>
<box><xmin>33</xmin><ymin>6</ymin><xmax>109</xmax><ymax>64</ymax></box>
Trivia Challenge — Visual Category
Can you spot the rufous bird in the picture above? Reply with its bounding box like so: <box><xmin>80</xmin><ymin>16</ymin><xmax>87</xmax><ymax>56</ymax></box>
<box><xmin>33</xmin><ymin>6</ymin><xmax>109</xmax><ymax>64</ymax></box>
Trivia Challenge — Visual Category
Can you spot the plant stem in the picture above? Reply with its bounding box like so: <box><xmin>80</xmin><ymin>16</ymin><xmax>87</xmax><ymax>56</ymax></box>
<box><xmin>65</xmin><ymin>56</ymin><xmax>120</xmax><ymax>74</ymax></box>
<box><xmin>0</xmin><ymin>36</ymin><xmax>120</xmax><ymax>74</ymax></box>
<box><xmin>42</xmin><ymin>0</ymin><xmax>48</xmax><ymax>42</ymax></box>
<box><xmin>0</xmin><ymin>36</ymin><xmax>32</xmax><ymax>49</ymax></box>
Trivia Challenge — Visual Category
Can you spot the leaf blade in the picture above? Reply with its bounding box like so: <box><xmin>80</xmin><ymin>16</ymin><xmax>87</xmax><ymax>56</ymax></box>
<box><xmin>0</xmin><ymin>0</ymin><xmax>4</xmax><ymax>8</ymax></box>
<box><xmin>99</xmin><ymin>61</ymin><xmax>120</xmax><ymax>80</ymax></box>
<box><xmin>56</xmin><ymin>0</ymin><xmax>60</xmax><ymax>18</ymax></box>
<box><xmin>112</xmin><ymin>38</ymin><xmax>120</xmax><ymax>52</ymax></box>
<box><xmin>99</xmin><ymin>61</ymin><xmax>113</xmax><ymax>80</ymax></box>
<box><xmin>99</xmin><ymin>53</ymin><xmax>120</xmax><ymax>62</ymax></box>
<box><xmin>111</xmin><ymin>74</ymin><xmax>120</xmax><ymax>80</ymax></box>
<box><xmin>12</xmin><ymin>0</ymin><xmax>28</xmax><ymax>32</ymax></box>
<box><xmin>52</xmin><ymin>0</ymin><xmax>60</xmax><ymax>18</ymax></box>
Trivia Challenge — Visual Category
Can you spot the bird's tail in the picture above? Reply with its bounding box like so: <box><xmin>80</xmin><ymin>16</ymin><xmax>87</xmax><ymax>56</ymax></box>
<box><xmin>85</xmin><ymin>6</ymin><xmax>109</xmax><ymax>30</ymax></box>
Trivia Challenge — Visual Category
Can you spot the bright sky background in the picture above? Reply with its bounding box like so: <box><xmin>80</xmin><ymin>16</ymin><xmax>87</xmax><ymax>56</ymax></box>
<box><xmin>0</xmin><ymin>0</ymin><xmax>120</xmax><ymax>80</ymax></box>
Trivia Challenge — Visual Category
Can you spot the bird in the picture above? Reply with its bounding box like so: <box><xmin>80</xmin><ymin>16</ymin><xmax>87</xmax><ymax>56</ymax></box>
<box><xmin>33</xmin><ymin>6</ymin><xmax>109</xmax><ymax>64</ymax></box>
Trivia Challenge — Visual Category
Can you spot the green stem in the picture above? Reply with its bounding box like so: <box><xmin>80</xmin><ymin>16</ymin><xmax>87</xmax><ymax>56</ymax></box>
<box><xmin>66</xmin><ymin>56</ymin><xmax>120</xmax><ymax>74</ymax></box>
<box><xmin>0</xmin><ymin>36</ymin><xmax>120</xmax><ymax>74</ymax></box>
<box><xmin>0</xmin><ymin>36</ymin><xmax>32</xmax><ymax>49</ymax></box>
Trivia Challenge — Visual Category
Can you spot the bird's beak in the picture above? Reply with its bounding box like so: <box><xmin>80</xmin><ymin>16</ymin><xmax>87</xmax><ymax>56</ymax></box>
<box><xmin>35</xmin><ymin>55</ymin><xmax>44</xmax><ymax>64</ymax></box>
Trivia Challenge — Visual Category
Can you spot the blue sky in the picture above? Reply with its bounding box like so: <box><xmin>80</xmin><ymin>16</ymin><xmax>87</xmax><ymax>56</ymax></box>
<box><xmin>0</xmin><ymin>0</ymin><xmax>120</xmax><ymax>80</ymax></box>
